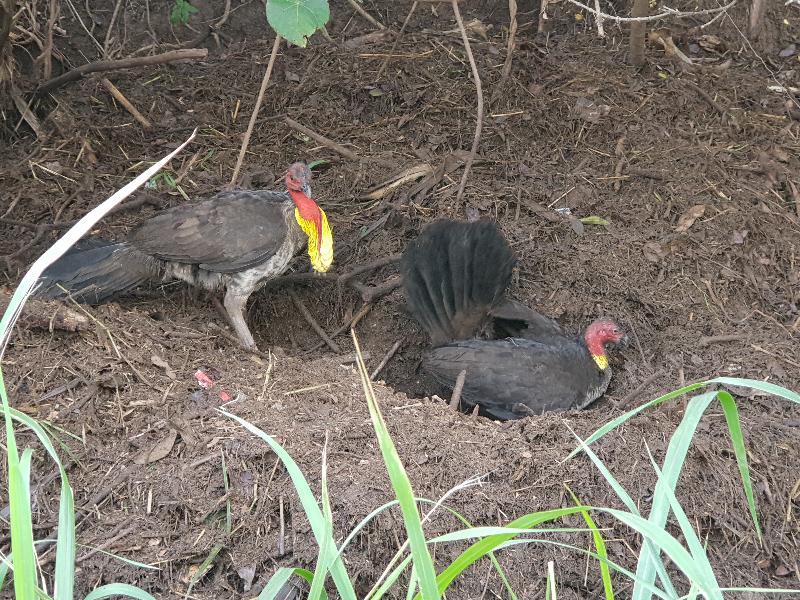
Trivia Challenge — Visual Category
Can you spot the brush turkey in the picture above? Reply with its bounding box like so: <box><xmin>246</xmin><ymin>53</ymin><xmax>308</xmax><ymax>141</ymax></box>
<box><xmin>36</xmin><ymin>162</ymin><xmax>333</xmax><ymax>350</ymax></box>
<box><xmin>401</xmin><ymin>219</ymin><xmax>626</xmax><ymax>419</ymax></box>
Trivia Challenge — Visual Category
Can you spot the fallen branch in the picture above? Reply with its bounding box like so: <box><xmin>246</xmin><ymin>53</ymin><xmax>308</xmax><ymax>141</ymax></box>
<box><xmin>290</xmin><ymin>289</ymin><xmax>341</xmax><ymax>353</ymax></box>
<box><xmin>564</xmin><ymin>0</ymin><xmax>736</xmax><ymax>23</ymax></box>
<box><xmin>36</xmin><ymin>48</ymin><xmax>208</xmax><ymax>97</ymax></box>
<box><xmin>352</xmin><ymin>276</ymin><xmax>402</xmax><ymax>303</ymax></box>
<box><xmin>370</xmin><ymin>339</ymin><xmax>402</xmax><ymax>380</ymax></box>
<box><xmin>452</xmin><ymin>0</ymin><xmax>483</xmax><ymax>205</ymax></box>
<box><xmin>266</xmin><ymin>254</ymin><xmax>401</xmax><ymax>288</ymax></box>
<box><xmin>283</xmin><ymin>116</ymin><xmax>360</xmax><ymax>161</ymax></box>
<box><xmin>230</xmin><ymin>36</ymin><xmax>281</xmax><ymax>186</ymax></box>
<box><xmin>698</xmin><ymin>333</ymin><xmax>748</xmax><ymax>347</ymax></box>
<box><xmin>101</xmin><ymin>78</ymin><xmax>152</xmax><ymax>129</ymax></box>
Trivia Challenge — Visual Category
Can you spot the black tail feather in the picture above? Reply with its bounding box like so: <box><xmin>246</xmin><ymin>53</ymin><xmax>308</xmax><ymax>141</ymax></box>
<box><xmin>401</xmin><ymin>220</ymin><xmax>515</xmax><ymax>345</ymax></box>
<box><xmin>37</xmin><ymin>239</ymin><xmax>159</xmax><ymax>304</ymax></box>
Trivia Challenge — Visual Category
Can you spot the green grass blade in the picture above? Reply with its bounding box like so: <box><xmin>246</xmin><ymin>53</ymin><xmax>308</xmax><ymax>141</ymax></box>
<box><xmin>53</xmin><ymin>466</ymin><xmax>76</xmax><ymax>600</ymax></box>
<box><xmin>405</xmin><ymin>565</ymin><xmax>418</xmax><ymax>600</ymax></box>
<box><xmin>307</xmin><ymin>435</ymin><xmax>333</xmax><ymax>600</ymax></box>
<box><xmin>566</xmin><ymin>382</ymin><xmax>707</xmax><ymax>460</ymax></box>
<box><xmin>82</xmin><ymin>583</ymin><xmax>158</xmax><ymax>600</ymax></box>
<box><xmin>643</xmin><ymin>444</ymin><xmax>722</xmax><ymax>599</ymax></box>
<box><xmin>351</xmin><ymin>331</ymin><xmax>439</xmax><ymax>600</ymax></box>
<box><xmin>565</xmin><ymin>485</ymin><xmax>613</xmax><ymax>600</ymax></box>
<box><xmin>498</xmin><ymin>539</ymin><xmax>671</xmax><ymax>600</ymax></box>
<box><xmin>567</xmin><ymin>425</ymin><xmax>677</xmax><ymax>598</ymax></box>
<box><xmin>1</xmin><ymin>369</ymin><xmax>37</xmax><ymax>600</ymax></box>
<box><xmin>632</xmin><ymin>391</ymin><xmax>717</xmax><ymax>600</ymax></box>
<box><xmin>186</xmin><ymin>544</ymin><xmax>222</xmax><ymax>595</ymax></box>
<box><xmin>258</xmin><ymin>567</ymin><xmax>320</xmax><ymax>600</ymax></box>
<box><xmin>220</xmin><ymin>409</ymin><xmax>356</xmax><ymax>600</ymax></box>
<box><xmin>716</xmin><ymin>391</ymin><xmax>761</xmax><ymax>540</ymax></box>
<box><xmin>371</xmin><ymin>554</ymin><xmax>413</xmax><ymax>600</ymax></box>
<box><xmin>545</xmin><ymin>560</ymin><xmax>556</xmax><ymax>600</ymax></box>
<box><xmin>425</xmin><ymin>506</ymin><xmax>588</xmax><ymax>598</ymax></box>
<box><xmin>709</xmin><ymin>377</ymin><xmax>800</xmax><ymax>404</ymax></box>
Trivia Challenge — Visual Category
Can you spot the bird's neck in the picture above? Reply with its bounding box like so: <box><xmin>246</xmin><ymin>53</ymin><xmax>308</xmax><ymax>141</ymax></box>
<box><xmin>584</xmin><ymin>333</ymin><xmax>609</xmax><ymax>370</ymax></box>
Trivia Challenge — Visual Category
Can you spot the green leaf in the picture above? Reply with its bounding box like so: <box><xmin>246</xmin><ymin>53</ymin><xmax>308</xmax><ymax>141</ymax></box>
<box><xmin>266</xmin><ymin>0</ymin><xmax>330</xmax><ymax>48</ymax></box>
<box><xmin>717</xmin><ymin>391</ymin><xmax>761</xmax><ymax>540</ymax></box>
<box><xmin>579</xmin><ymin>215</ymin><xmax>610</xmax><ymax>225</ymax></box>
<box><xmin>351</xmin><ymin>331</ymin><xmax>440</xmax><ymax>600</ymax></box>
<box><xmin>565</xmin><ymin>485</ymin><xmax>613</xmax><ymax>600</ymax></box>
<box><xmin>170</xmin><ymin>0</ymin><xmax>199</xmax><ymax>26</ymax></box>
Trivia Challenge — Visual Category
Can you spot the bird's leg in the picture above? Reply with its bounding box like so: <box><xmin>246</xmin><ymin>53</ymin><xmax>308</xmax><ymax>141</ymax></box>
<box><xmin>223</xmin><ymin>290</ymin><xmax>256</xmax><ymax>350</ymax></box>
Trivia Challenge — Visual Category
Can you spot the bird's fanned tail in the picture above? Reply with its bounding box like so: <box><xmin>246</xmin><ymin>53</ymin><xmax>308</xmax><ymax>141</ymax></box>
<box><xmin>400</xmin><ymin>220</ymin><xmax>516</xmax><ymax>346</ymax></box>
<box><xmin>37</xmin><ymin>238</ymin><xmax>160</xmax><ymax>304</ymax></box>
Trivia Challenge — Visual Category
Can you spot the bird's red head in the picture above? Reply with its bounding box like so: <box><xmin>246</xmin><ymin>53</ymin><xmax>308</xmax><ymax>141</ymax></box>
<box><xmin>285</xmin><ymin>162</ymin><xmax>313</xmax><ymax>198</ymax></box>
<box><xmin>584</xmin><ymin>319</ymin><xmax>626</xmax><ymax>370</ymax></box>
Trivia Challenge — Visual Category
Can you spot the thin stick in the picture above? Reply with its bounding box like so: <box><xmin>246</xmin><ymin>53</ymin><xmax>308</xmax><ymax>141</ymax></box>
<box><xmin>448</xmin><ymin>369</ymin><xmax>467</xmax><ymax>409</ymax></box>
<box><xmin>40</xmin><ymin>0</ymin><xmax>59</xmax><ymax>80</ymax></box>
<box><xmin>283</xmin><ymin>116</ymin><xmax>360</xmax><ymax>161</ymax></box>
<box><xmin>376</xmin><ymin>1</ymin><xmax>418</xmax><ymax>78</ymax></box>
<box><xmin>289</xmin><ymin>289</ymin><xmax>341</xmax><ymax>353</ymax></box>
<box><xmin>230</xmin><ymin>35</ymin><xmax>281</xmax><ymax>187</ymax></box>
<box><xmin>615</xmin><ymin>369</ymin><xmax>663</xmax><ymax>408</ymax></box>
<box><xmin>345</xmin><ymin>0</ymin><xmax>386</xmax><ymax>29</ymax></box>
<box><xmin>36</xmin><ymin>48</ymin><xmax>208</xmax><ymax>97</ymax></box>
<box><xmin>307</xmin><ymin>302</ymin><xmax>373</xmax><ymax>352</ymax></box>
<box><xmin>370</xmin><ymin>339</ymin><xmax>402</xmax><ymax>380</ymax></box>
<box><xmin>103</xmin><ymin>0</ymin><xmax>124</xmax><ymax>56</ymax></box>
<box><xmin>593</xmin><ymin>0</ymin><xmax>605</xmax><ymax>36</ymax></box>
<box><xmin>492</xmin><ymin>0</ymin><xmax>517</xmax><ymax>102</ymax></box>
<box><xmin>452</xmin><ymin>0</ymin><xmax>483</xmax><ymax>204</ymax></box>
<box><xmin>101</xmin><ymin>78</ymin><xmax>152</xmax><ymax>129</ymax></box>
<box><xmin>698</xmin><ymin>334</ymin><xmax>748</xmax><ymax>347</ymax></box>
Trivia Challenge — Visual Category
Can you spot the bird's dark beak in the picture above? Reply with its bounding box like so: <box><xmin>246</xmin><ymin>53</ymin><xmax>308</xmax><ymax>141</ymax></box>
<box><xmin>619</xmin><ymin>334</ymin><xmax>630</xmax><ymax>349</ymax></box>
<box><xmin>302</xmin><ymin>182</ymin><xmax>312</xmax><ymax>198</ymax></box>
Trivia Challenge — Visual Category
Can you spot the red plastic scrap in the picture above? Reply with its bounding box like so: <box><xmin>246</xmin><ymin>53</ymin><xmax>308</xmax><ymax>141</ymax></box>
<box><xmin>194</xmin><ymin>369</ymin><xmax>215</xmax><ymax>389</ymax></box>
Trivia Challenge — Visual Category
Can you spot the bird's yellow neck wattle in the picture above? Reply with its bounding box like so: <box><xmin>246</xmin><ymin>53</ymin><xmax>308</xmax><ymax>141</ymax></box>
<box><xmin>592</xmin><ymin>353</ymin><xmax>609</xmax><ymax>370</ymax></box>
<box><xmin>294</xmin><ymin>206</ymin><xmax>333</xmax><ymax>273</ymax></box>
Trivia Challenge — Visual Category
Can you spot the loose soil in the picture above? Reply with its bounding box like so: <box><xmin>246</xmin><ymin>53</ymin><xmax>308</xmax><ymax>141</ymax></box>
<box><xmin>1</xmin><ymin>0</ymin><xmax>799</xmax><ymax>598</ymax></box>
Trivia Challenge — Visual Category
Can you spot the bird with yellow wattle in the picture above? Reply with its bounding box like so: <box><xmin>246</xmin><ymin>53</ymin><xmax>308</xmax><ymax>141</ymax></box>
<box><xmin>37</xmin><ymin>162</ymin><xmax>333</xmax><ymax>350</ymax></box>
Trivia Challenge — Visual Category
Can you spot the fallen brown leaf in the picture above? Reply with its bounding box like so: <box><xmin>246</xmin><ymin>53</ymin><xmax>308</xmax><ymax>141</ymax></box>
<box><xmin>675</xmin><ymin>204</ymin><xmax>706</xmax><ymax>233</ymax></box>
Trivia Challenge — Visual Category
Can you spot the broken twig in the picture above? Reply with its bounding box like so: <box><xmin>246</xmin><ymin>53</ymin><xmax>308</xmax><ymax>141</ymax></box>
<box><xmin>370</xmin><ymin>339</ymin><xmax>402</xmax><ymax>380</ymax></box>
<box><xmin>284</xmin><ymin>116</ymin><xmax>360</xmax><ymax>162</ymax></box>
<box><xmin>452</xmin><ymin>0</ymin><xmax>483</xmax><ymax>205</ymax></box>
<box><xmin>230</xmin><ymin>36</ymin><xmax>282</xmax><ymax>186</ymax></box>
<box><xmin>101</xmin><ymin>78</ymin><xmax>152</xmax><ymax>129</ymax></box>
<box><xmin>36</xmin><ymin>48</ymin><xmax>208</xmax><ymax>97</ymax></box>
<box><xmin>290</xmin><ymin>289</ymin><xmax>341</xmax><ymax>354</ymax></box>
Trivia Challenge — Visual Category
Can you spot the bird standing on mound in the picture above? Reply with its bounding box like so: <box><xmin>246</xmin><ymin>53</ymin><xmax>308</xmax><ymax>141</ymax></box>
<box><xmin>401</xmin><ymin>219</ymin><xmax>626</xmax><ymax>419</ymax></box>
<box><xmin>37</xmin><ymin>162</ymin><xmax>334</xmax><ymax>350</ymax></box>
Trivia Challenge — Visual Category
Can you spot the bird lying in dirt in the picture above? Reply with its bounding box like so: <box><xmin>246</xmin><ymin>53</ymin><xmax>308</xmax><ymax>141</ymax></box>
<box><xmin>401</xmin><ymin>219</ymin><xmax>626</xmax><ymax>419</ymax></box>
<box><xmin>36</xmin><ymin>162</ymin><xmax>333</xmax><ymax>350</ymax></box>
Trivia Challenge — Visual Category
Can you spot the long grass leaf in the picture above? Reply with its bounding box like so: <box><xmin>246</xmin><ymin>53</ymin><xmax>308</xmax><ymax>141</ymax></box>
<box><xmin>427</xmin><ymin>506</ymin><xmax>588</xmax><ymax>597</ymax></box>
<box><xmin>566</xmin><ymin>382</ymin><xmax>707</xmax><ymax>460</ymax></box>
<box><xmin>258</xmin><ymin>568</ymin><xmax>296</xmax><ymax>600</ymax></box>
<box><xmin>709</xmin><ymin>377</ymin><xmax>800</xmax><ymax>404</ymax></box>
<box><xmin>565</xmin><ymin>485</ymin><xmax>613</xmax><ymax>600</ymax></box>
<box><xmin>53</xmin><ymin>466</ymin><xmax>75</xmax><ymax>600</ymax></box>
<box><xmin>308</xmin><ymin>435</ymin><xmax>333</xmax><ymax>600</ymax></box>
<box><xmin>82</xmin><ymin>583</ymin><xmax>158</xmax><ymax>600</ymax></box>
<box><xmin>2</xmin><ymin>370</ymin><xmax>37</xmax><ymax>600</ymax></box>
<box><xmin>220</xmin><ymin>409</ymin><xmax>356</xmax><ymax>600</ymax></box>
<box><xmin>716</xmin><ymin>391</ymin><xmax>761</xmax><ymax>540</ymax></box>
<box><xmin>644</xmin><ymin>444</ymin><xmax>722</xmax><ymax>599</ymax></box>
<box><xmin>567</xmin><ymin>425</ymin><xmax>677</xmax><ymax>598</ymax></box>
<box><xmin>372</xmin><ymin>554</ymin><xmax>413</xmax><ymax>600</ymax></box>
<box><xmin>632</xmin><ymin>391</ymin><xmax>717</xmax><ymax>600</ymax></box>
<box><xmin>351</xmin><ymin>331</ymin><xmax>439</xmax><ymax>600</ymax></box>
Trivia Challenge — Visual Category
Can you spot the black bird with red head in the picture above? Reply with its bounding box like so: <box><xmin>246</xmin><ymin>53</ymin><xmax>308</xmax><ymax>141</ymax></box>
<box><xmin>401</xmin><ymin>219</ymin><xmax>626</xmax><ymax>419</ymax></box>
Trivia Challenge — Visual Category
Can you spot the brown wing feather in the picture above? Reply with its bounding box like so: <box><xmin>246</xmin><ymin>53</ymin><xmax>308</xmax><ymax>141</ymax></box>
<box><xmin>128</xmin><ymin>191</ymin><xmax>292</xmax><ymax>273</ymax></box>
